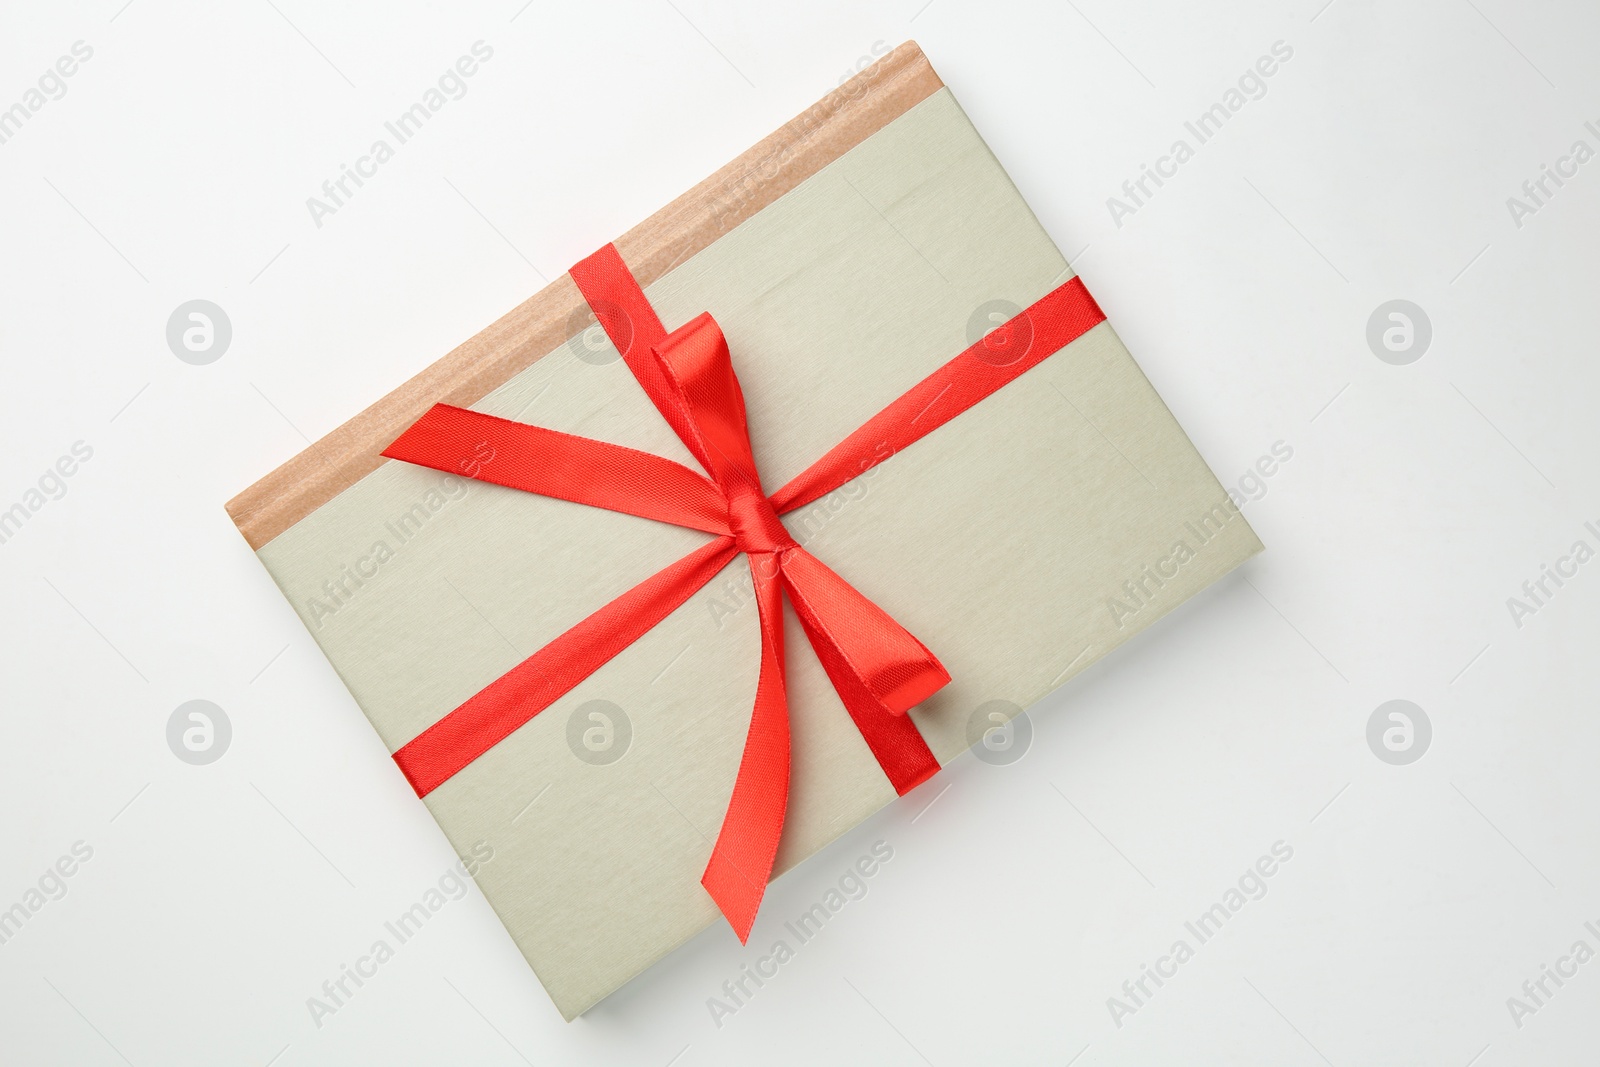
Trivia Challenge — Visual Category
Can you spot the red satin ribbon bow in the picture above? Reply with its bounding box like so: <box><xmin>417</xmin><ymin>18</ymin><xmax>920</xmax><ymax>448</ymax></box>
<box><xmin>382</xmin><ymin>244</ymin><xmax>1105</xmax><ymax>940</ymax></box>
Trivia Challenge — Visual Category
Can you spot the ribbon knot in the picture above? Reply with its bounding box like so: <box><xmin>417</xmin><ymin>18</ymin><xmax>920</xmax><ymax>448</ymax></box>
<box><xmin>725</xmin><ymin>481</ymin><xmax>795</xmax><ymax>556</ymax></box>
<box><xmin>381</xmin><ymin>242</ymin><xmax>1107</xmax><ymax>941</ymax></box>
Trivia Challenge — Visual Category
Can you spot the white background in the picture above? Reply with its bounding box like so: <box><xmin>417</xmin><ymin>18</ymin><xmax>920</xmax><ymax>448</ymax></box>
<box><xmin>2</xmin><ymin>0</ymin><xmax>1597</xmax><ymax>1064</ymax></box>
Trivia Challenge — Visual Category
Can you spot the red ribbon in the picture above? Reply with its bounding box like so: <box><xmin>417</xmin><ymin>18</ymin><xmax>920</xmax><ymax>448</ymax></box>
<box><xmin>382</xmin><ymin>244</ymin><xmax>1105</xmax><ymax>940</ymax></box>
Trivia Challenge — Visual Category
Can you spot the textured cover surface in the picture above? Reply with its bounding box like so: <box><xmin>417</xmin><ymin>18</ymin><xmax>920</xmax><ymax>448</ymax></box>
<box><xmin>235</xmin><ymin>63</ymin><xmax>1261</xmax><ymax>1018</ymax></box>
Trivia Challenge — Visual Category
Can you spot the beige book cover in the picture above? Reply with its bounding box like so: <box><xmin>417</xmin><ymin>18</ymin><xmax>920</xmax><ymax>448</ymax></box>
<box><xmin>227</xmin><ymin>42</ymin><xmax>1262</xmax><ymax>1019</ymax></box>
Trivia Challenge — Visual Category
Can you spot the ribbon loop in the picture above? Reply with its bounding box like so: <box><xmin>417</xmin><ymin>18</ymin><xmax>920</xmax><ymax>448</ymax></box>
<box><xmin>651</xmin><ymin>312</ymin><xmax>760</xmax><ymax>483</ymax></box>
<box><xmin>779</xmin><ymin>547</ymin><xmax>949</xmax><ymax>717</ymax></box>
<box><xmin>779</xmin><ymin>546</ymin><xmax>945</xmax><ymax>796</ymax></box>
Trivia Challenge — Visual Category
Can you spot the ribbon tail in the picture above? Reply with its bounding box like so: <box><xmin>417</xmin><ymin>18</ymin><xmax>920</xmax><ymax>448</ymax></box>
<box><xmin>779</xmin><ymin>547</ymin><xmax>944</xmax><ymax>795</ymax></box>
<box><xmin>701</xmin><ymin>552</ymin><xmax>789</xmax><ymax>942</ymax></box>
